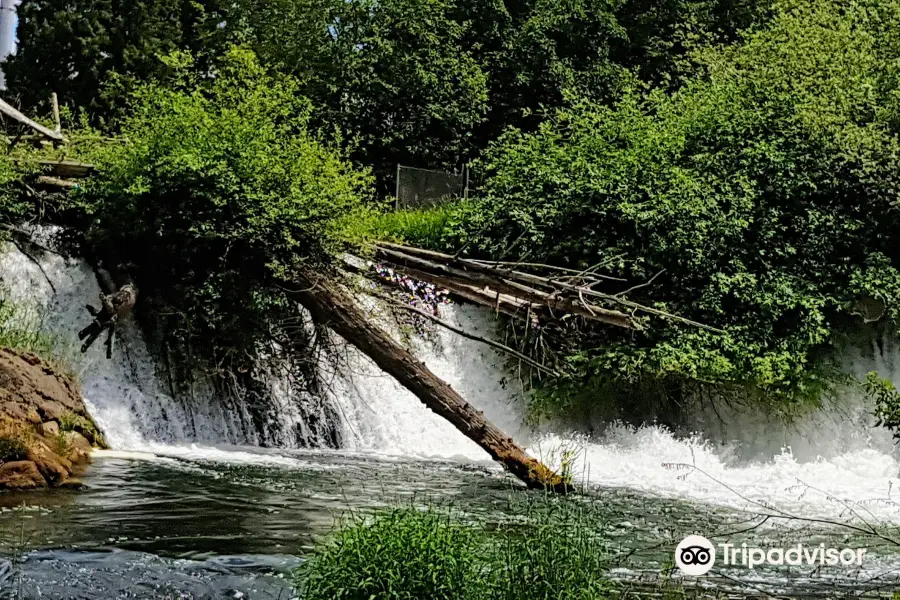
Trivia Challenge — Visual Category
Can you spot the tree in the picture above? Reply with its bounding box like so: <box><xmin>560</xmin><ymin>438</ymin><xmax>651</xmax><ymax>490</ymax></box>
<box><xmin>259</xmin><ymin>0</ymin><xmax>491</xmax><ymax>193</ymax></box>
<box><xmin>448</xmin><ymin>0</ymin><xmax>900</xmax><ymax>419</ymax></box>
<box><xmin>77</xmin><ymin>47</ymin><xmax>373</xmax><ymax>368</ymax></box>
<box><xmin>4</xmin><ymin>0</ymin><xmax>230</xmax><ymax>117</ymax></box>
<box><xmin>77</xmin><ymin>47</ymin><xmax>565</xmax><ymax>491</ymax></box>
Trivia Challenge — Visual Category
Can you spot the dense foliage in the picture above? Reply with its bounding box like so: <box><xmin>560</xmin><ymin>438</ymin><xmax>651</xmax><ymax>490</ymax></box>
<box><xmin>439</xmin><ymin>0</ymin><xmax>900</xmax><ymax>415</ymax></box>
<box><xmin>75</xmin><ymin>48</ymin><xmax>371</xmax><ymax>369</ymax></box>
<box><xmin>4</xmin><ymin>0</ymin><xmax>231</xmax><ymax>116</ymax></box>
<box><xmin>8</xmin><ymin>0</ymin><xmax>771</xmax><ymax>189</ymax></box>
<box><xmin>7</xmin><ymin>0</ymin><xmax>900</xmax><ymax>425</ymax></box>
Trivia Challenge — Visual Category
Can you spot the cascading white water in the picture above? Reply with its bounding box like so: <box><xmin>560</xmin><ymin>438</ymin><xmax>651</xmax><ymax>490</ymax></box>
<box><xmin>3</xmin><ymin>229</ymin><xmax>900</xmax><ymax>523</ymax></box>
<box><xmin>318</xmin><ymin>295</ymin><xmax>530</xmax><ymax>461</ymax></box>
<box><xmin>0</xmin><ymin>230</ymin><xmax>281</xmax><ymax>449</ymax></box>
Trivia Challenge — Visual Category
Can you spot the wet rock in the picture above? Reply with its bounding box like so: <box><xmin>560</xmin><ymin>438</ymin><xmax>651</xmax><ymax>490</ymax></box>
<box><xmin>58</xmin><ymin>478</ymin><xmax>85</xmax><ymax>490</ymax></box>
<box><xmin>63</xmin><ymin>431</ymin><xmax>93</xmax><ymax>465</ymax></box>
<box><xmin>0</xmin><ymin>461</ymin><xmax>46</xmax><ymax>489</ymax></box>
<box><xmin>0</xmin><ymin>347</ymin><xmax>107</xmax><ymax>490</ymax></box>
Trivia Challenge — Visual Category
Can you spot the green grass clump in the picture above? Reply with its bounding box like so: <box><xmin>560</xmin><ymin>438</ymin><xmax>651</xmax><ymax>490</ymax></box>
<box><xmin>492</xmin><ymin>499</ymin><xmax>612</xmax><ymax>600</ymax></box>
<box><xmin>0</xmin><ymin>419</ymin><xmax>32</xmax><ymax>463</ymax></box>
<box><xmin>298</xmin><ymin>507</ymin><xmax>488</xmax><ymax>600</ymax></box>
<box><xmin>296</xmin><ymin>498</ymin><xmax>615</xmax><ymax>600</ymax></box>
<box><xmin>0</xmin><ymin>291</ymin><xmax>78</xmax><ymax>380</ymax></box>
<box><xmin>352</xmin><ymin>203</ymin><xmax>463</xmax><ymax>250</ymax></box>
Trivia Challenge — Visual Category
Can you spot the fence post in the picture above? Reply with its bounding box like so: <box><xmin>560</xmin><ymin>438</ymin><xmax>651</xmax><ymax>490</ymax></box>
<box><xmin>395</xmin><ymin>164</ymin><xmax>401</xmax><ymax>210</ymax></box>
<box><xmin>464</xmin><ymin>163</ymin><xmax>470</xmax><ymax>201</ymax></box>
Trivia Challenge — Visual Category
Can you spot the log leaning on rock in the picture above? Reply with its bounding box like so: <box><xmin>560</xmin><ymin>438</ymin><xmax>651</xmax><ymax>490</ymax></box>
<box><xmin>285</xmin><ymin>273</ymin><xmax>571</xmax><ymax>494</ymax></box>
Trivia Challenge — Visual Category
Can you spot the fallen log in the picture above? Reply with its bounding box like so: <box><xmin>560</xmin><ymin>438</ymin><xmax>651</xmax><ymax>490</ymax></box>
<box><xmin>0</xmin><ymin>98</ymin><xmax>65</xmax><ymax>142</ymax></box>
<box><xmin>285</xmin><ymin>272</ymin><xmax>571</xmax><ymax>494</ymax></box>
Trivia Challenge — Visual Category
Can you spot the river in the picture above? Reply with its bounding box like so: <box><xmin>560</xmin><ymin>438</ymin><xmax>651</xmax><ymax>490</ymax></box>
<box><xmin>3</xmin><ymin>229</ymin><xmax>900</xmax><ymax>598</ymax></box>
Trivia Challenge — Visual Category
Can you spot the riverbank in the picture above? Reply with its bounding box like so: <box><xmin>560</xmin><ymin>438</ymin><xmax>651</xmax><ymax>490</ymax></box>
<box><xmin>0</xmin><ymin>346</ymin><xmax>104</xmax><ymax>489</ymax></box>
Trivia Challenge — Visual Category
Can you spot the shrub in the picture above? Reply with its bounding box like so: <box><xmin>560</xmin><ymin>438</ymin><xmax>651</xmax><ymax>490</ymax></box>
<box><xmin>448</xmin><ymin>0</ymin><xmax>900</xmax><ymax>415</ymax></box>
<box><xmin>76</xmin><ymin>47</ymin><xmax>373</xmax><ymax>372</ymax></box>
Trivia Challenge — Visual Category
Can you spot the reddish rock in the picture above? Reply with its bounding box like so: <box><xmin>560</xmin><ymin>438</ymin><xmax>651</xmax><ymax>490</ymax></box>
<box><xmin>0</xmin><ymin>348</ymin><xmax>106</xmax><ymax>490</ymax></box>
<box><xmin>0</xmin><ymin>461</ymin><xmax>46</xmax><ymax>489</ymax></box>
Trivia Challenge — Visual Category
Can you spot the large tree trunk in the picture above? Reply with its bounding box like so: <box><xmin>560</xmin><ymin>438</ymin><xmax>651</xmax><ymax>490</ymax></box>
<box><xmin>286</xmin><ymin>273</ymin><xmax>571</xmax><ymax>494</ymax></box>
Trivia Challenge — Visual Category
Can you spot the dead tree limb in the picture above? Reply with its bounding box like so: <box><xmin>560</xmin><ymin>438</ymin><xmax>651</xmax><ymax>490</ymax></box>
<box><xmin>285</xmin><ymin>272</ymin><xmax>571</xmax><ymax>494</ymax></box>
<box><xmin>374</xmin><ymin>246</ymin><xmax>634</xmax><ymax>328</ymax></box>
<box><xmin>373</xmin><ymin>242</ymin><xmax>724</xmax><ymax>334</ymax></box>
<box><xmin>0</xmin><ymin>98</ymin><xmax>65</xmax><ymax>142</ymax></box>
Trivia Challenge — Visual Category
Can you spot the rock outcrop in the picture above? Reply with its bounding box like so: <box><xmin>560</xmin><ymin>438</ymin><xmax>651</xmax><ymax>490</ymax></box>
<box><xmin>0</xmin><ymin>347</ymin><xmax>106</xmax><ymax>490</ymax></box>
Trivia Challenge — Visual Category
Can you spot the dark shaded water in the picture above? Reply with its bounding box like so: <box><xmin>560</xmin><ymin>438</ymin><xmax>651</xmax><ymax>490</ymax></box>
<box><xmin>0</xmin><ymin>451</ymin><xmax>900</xmax><ymax>598</ymax></box>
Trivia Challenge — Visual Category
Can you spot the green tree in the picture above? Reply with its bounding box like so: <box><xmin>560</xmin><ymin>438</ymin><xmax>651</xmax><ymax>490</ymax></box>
<box><xmin>76</xmin><ymin>48</ymin><xmax>372</xmax><ymax>370</ymax></box>
<box><xmin>4</xmin><ymin>0</ymin><xmax>231</xmax><ymax>117</ymax></box>
<box><xmin>263</xmin><ymin>0</ymin><xmax>492</xmax><ymax>193</ymax></box>
<box><xmin>450</xmin><ymin>0</ymin><xmax>900</xmax><ymax>418</ymax></box>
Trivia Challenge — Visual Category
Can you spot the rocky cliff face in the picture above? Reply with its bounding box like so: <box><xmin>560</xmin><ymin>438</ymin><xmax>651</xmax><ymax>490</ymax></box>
<box><xmin>0</xmin><ymin>347</ymin><xmax>105</xmax><ymax>489</ymax></box>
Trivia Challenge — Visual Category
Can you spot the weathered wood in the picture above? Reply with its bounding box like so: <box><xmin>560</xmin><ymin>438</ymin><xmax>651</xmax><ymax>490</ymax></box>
<box><xmin>374</xmin><ymin>242</ymin><xmax>725</xmax><ymax>333</ymax></box>
<box><xmin>38</xmin><ymin>159</ymin><xmax>94</xmax><ymax>179</ymax></box>
<box><xmin>36</xmin><ymin>175</ymin><xmax>78</xmax><ymax>188</ymax></box>
<box><xmin>342</xmin><ymin>255</ymin><xmax>534</xmax><ymax>322</ymax></box>
<box><xmin>12</xmin><ymin>158</ymin><xmax>95</xmax><ymax>178</ymax></box>
<box><xmin>0</xmin><ymin>98</ymin><xmax>65</xmax><ymax>142</ymax></box>
<box><xmin>286</xmin><ymin>273</ymin><xmax>571</xmax><ymax>494</ymax></box>
<box><xmin>374</xmin><ymin>245</ymin><xmax>635</xmax><ymax>328</ymax></box>
<box><xmin>51</xmin><ymin>93</ymin><xmax>61</xmax><ymax>134</ymax></box>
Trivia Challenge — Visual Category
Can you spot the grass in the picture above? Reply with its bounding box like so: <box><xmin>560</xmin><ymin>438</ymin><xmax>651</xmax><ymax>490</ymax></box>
<box><xmin>0</xmin><ymin>418</ymin><xmax>31</xmax><ymax>463</ymax></box>
<box><xmin>351</xmin><ymin>203</ymin><xmax>463</xmax><ymax>250</ymax></box>
<box><xmin>295</xmin><ymin>497</ymin><xmax>617</xmax><ymax>600</ymax></box>
<box><xmin>0</xmin><ymin>291</ymin><xmax>78</xmax><ymax>380</ymax></box>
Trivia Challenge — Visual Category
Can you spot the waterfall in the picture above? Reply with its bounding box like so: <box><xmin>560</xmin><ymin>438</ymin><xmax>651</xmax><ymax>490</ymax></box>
<box><xmin>3</xmin><ymin>226</ymin><xmax>900</xmax><ymax>522</ymax></box>
<box><xmin>0</xmin><ymin>227</ymin><xmax>530</xmax><ymax>462</ymax></box>
<box><xmin>0</xmin><ymin>228</ymin><xmax>309</xmax><ymax>449</ymax></box>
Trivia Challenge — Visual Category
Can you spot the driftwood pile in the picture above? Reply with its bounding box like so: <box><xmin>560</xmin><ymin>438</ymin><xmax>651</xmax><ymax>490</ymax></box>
<box><xmin>363</xmin><ymin>242</ymin><xmax>723</xmax><ymax>334</ymax></box>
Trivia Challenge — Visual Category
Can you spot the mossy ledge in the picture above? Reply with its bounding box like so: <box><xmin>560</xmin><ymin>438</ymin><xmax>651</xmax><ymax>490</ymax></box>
<box><xmin>0</xmin><ymin>347</ymin><xmax>107</xmax><ymax>490</ymax></box>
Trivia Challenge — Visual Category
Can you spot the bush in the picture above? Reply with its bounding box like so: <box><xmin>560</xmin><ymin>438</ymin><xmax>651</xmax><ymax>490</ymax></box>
<box><xmin>76</xmin><ymin>47</ymin><xmax>373</xmax><ymax>371</ymax></box>
<box><xmin>448</xmin><ymin>0</ymin><xmax>900</xmax><ymax>414</ymax></box>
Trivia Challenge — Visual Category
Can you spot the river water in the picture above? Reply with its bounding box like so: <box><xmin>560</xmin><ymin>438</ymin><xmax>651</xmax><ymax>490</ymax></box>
<box><xmin>3</xmin><ymin>231</ymin><xmax>900</xmax><ymax>598</ymax></box>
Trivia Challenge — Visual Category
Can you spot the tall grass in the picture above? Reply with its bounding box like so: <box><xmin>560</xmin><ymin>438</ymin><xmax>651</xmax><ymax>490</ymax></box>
<box><xmin>352</xmin><ymin>203</ymin><xmax>462</xmax><ymax>250</ymax></box>
<box><xmin>0</xmin><ymin>291</ymin><xmax>77</xmax><ymax>379</ymax></box>
<box><xmin>296</xmin><ymin>497</ymin><xmax>615</xmax><ymax>600</ymax></box>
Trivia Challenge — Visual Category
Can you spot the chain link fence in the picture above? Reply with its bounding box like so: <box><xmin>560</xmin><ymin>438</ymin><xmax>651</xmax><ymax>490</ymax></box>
<box><xmin>395</xmin><ymin>165</ymin><xmax>468</xmax><ymax>209</ymax></box>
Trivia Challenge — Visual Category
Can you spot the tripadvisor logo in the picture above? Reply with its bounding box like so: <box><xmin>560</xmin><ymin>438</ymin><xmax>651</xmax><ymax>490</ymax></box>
<box><xmin>675</xmin><ymin>535</ymin><xmax>715</xmax><ymax>575</ymax></box>
<box><xmin>675</xmin><ymin>535</ymin><xmax>868</xmax><ymax>576</ymax></box>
